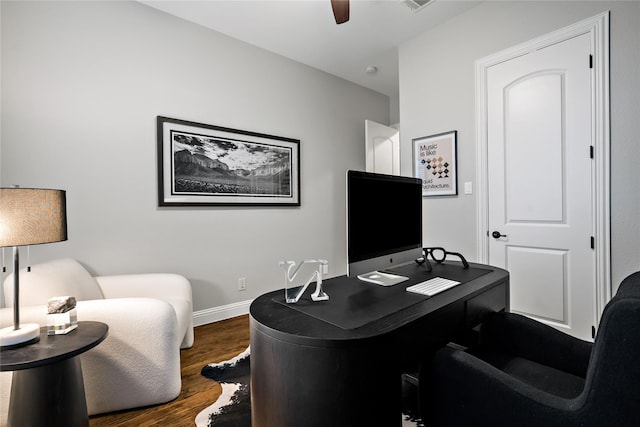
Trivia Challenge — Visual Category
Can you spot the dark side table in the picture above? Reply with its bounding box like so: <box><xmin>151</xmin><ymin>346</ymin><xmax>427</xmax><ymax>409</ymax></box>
<box><xmin>0</xmin><ymin>321</ymin><xmax>108</xmax><ymax>427</ymax></box>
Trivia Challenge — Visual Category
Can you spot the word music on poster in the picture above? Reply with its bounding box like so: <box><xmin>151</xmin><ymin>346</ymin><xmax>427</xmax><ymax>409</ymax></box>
<box><xmin>413</xmin><ymin>130</ymin><xmax>458</xmax><ymax>197</ymax></box>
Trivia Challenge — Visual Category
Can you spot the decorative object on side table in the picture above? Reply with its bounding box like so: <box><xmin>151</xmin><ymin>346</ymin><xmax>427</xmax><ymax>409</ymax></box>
<box><xmin>280</xmin><ymin>259</ymin><xmax>329</xmax><ymax>303</ymax></box>
<box><xmin>0</xmin><ymin>187</ymin><xmax>68</xmax><ymax>349</ymax></box>
<box><xmin>413</xmin><ymin>130</ymin><xmax>458</xmax><ymax>196</ymax></box>
<box><xmin>47</xmin><ymin>296</ymin><xmax>78</xmax><ymax>335</ymax></box>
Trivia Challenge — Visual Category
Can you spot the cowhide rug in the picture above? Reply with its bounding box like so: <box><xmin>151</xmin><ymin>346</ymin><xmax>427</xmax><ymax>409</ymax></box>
<box><xmin>196</xmin><ymin>346</ymin><xmax>424</xmax><ymax>426</ymax></box>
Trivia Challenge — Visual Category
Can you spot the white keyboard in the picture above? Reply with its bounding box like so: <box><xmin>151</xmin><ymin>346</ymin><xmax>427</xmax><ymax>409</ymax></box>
<box><xmin>406</xmin><ymin>277</ymin><xmax>461</xmax><ymax>296</ymax></box>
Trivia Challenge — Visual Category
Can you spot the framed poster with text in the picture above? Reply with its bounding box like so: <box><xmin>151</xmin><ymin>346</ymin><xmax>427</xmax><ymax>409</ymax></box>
<box><xmin>413</xmin><ymin>130</ymin><xmax>458</xmax><ymax>197</ymax></box>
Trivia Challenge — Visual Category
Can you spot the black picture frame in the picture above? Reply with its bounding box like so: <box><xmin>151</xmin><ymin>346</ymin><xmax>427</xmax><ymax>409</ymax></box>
<box><xmin>412</xmin><ymin>130</ymin><xmax>458</xmax><ymax>196</ymax></box>
<box><xmin>157</xmin><ymin>116</ymin><xmax>300</xmax><ymax>206</ymax></box>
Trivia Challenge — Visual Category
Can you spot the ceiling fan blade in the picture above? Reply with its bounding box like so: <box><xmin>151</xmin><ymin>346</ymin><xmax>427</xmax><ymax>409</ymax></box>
<box><xmin>331</xmin><ymin>0</ymin><xmax>349</xmax><ymax>24</ymax></box>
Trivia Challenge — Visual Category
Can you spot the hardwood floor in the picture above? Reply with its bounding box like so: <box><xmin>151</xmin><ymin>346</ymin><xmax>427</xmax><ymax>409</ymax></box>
<box><xmin>89</xmin><ymin>315</ymin><xmax>250</xmax><ymax>427</ymax></box>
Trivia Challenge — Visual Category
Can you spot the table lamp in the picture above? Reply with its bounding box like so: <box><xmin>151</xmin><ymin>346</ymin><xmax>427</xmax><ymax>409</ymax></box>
<box><xmin>0</xmin><ymin>187</ymin><xmax>67</xmax><ymax>349</ymax></box>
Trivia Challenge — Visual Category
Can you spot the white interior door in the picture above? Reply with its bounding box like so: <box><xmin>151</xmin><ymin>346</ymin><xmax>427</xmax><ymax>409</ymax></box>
<box><xmin>365</xmin><ymin>120</ymin><xmax>399</xmax><ymax>175</ymax></box>
<box><xmin>486</xmin><ymin>33</ymin><xmax>596</xmax><ymax>340</ymax></box>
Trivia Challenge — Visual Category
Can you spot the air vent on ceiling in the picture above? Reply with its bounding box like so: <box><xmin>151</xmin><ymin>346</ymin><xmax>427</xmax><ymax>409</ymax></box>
<box><xmin>402</xmin><ymin>0</ymin><xmax>435</xmax><ymax>12</ymax></box>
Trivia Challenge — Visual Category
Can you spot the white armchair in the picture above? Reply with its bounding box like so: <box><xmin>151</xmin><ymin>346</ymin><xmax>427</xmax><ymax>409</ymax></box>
<box><xmin>0</xmin><ymin>258</ymin><xmax>194</xmax><ymax>424</ymax></box>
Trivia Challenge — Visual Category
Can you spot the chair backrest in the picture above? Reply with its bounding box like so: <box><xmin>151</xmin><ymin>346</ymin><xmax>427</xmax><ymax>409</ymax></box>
<box><xmin>3</xmin><ymin>258</ymin><xmax>104</xmax><ymax>306</ymax></box>
<box><xmin>581</xmin><ymin>271</ymin><xmax>640</xmax><ymax>424</ymax></box>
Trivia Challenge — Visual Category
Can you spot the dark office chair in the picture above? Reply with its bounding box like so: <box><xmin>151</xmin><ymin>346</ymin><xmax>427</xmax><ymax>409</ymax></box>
<box><xmin>418</xmin><ymin>271</ymin><xmax>640</xmax><ymax>427</ymax></box>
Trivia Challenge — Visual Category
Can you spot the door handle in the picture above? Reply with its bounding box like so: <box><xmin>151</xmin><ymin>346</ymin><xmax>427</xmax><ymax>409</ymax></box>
<box><xmin>491</xmin><ymin>231</ymin><xmax>507</xmax><ymax>239</ymax></box>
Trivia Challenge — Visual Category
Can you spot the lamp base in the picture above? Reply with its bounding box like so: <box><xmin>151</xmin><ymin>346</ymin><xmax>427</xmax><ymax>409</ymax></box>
<box><xmin>0</xmin><ymin>323</ymin><xmax>40</xmax><ymax>350</ymax></box>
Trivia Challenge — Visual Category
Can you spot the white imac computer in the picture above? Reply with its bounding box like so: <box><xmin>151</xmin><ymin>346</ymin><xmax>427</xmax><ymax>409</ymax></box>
<box><xmin>346</xmin><ymin>170</ymin><xmax>423</xmax><ymax>286</ymax></box>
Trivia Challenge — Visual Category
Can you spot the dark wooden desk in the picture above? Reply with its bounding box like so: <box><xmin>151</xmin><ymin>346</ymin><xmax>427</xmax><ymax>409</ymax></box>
<box><xmin>0</xmin><ymin>321</ymin><xmax>108</xmax><ymax>427</ymax></box>
<box><xmin>250</xmin><ymin>262</ymin><xmax>509</xmax><ymax>427</ymax></box>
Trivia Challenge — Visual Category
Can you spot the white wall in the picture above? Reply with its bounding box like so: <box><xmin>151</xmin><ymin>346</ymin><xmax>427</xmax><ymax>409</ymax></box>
<box><xmin>399</xmin><ymin>1</ymin><xmax>640</xmax><ymax>289</ymax></box>
<box><xmin>0</xmin><ymin>1</ymin><xmax>389</xmax><ymax>316</ymax></box>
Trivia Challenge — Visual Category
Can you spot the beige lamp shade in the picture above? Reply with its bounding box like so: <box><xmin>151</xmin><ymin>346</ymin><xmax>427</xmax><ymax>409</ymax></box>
<box><xmin>0</xmin><ymin>188</ymin><xmax>68</xmax><ymax>247</ymax></box>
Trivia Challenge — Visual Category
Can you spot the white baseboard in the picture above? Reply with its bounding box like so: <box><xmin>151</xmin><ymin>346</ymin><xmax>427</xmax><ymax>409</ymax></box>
<box><xmin>192</xmin><ymin>299</ymin><xmax>253</xmax><ymax>327</ymax></box>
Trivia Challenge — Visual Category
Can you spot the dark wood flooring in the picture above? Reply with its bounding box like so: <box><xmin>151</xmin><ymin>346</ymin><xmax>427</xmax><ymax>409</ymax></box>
<box><xmin>89</xmin><ymin>315</ymin><xmax>250</xmax><ymax>427</ymax></box>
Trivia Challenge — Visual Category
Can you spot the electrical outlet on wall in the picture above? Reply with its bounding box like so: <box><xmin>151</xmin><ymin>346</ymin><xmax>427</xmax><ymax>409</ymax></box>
<box><xmin>238</xmin><ymin>277</ymin><xmax>247</xmax><ymax>291</ymax></box>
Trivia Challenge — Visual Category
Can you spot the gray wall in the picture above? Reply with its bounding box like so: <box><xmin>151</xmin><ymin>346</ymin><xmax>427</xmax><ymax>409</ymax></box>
<box><xmin>0</xmin><ymin>1</ymin><xmax>389</xmax><ymax>313</ymax></box>
<box><xmin>399</xmin><ymin>1</ymin><xmax>640</xmax><ymax>289</ymax></box>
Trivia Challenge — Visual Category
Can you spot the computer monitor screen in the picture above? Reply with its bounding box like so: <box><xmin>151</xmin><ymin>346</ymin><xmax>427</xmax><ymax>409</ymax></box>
<box><xmin>346</xmin><ymin>170</ymin><xmax>423</xmax><ymax>286</ymax></box>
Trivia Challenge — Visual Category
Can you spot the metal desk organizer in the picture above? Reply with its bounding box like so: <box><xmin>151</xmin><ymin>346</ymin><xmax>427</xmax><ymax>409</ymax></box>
<box><xmin>280</xmin><ymin>259</ymin><xmax>329</xmax><ymax>303</ymax></box>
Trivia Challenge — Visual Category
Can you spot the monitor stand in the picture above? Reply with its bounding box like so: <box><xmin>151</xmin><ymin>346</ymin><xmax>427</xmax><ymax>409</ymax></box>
<box><xmin>357</xmin><ymin>271</ymin><xmax>409</xmax><ymax>286</ymax></box>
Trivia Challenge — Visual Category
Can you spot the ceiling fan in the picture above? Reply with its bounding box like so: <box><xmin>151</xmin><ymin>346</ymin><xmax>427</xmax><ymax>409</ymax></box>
<box><xmin>330</xmin><ymin>0</ymin><xmax>349</xmax><ymax>24</ymax></box>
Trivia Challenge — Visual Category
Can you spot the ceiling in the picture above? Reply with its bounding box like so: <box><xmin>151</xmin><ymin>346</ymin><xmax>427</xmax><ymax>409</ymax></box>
<box><xmin>140</xmin><ymin>0</ymin><xmax>480</xmax><ymax>99</ymax></box>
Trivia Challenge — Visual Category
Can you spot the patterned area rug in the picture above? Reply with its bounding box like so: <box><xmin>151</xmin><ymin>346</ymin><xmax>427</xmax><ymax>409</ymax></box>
<box><xmin>196</xmin><ymin>347</ymin><xmax>251</xmax><ymax>427</ymax></box>
<box><xmin>196</xmin><ymin>347</ymin><xmax>424</xmax><ymax>426</ymax></box>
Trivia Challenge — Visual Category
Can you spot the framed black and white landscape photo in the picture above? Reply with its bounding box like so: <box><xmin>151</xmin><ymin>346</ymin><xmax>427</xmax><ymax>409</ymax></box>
<box><xmin>157</xmin><ymin>116</ymin><xmax>300</xmax><ymax>206</ymax></box>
